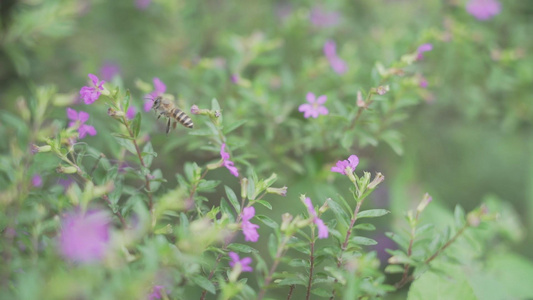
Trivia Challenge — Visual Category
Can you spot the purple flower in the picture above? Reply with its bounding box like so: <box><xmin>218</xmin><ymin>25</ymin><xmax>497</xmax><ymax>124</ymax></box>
<box><xmin>416</xmin><ymin>43</ymin><xmax>433</xmax><ymax>60</ymax></box>
<box><xmin>310</xmin><ymin>5</ymin><xmax>340</xmax><ymax>28</ymax></box>
<box><xmin>466</xmin><ymin>0</ymin><xmax>501</xmax><ymax>20</ymax></box>
<box><xmin>32</xmin><ymin>174</ymin><xmax>42</xmax><ymax>187</ymax></box>
<box><xmin>220</xmin><ymin>143</ymin><xmax>239</xmax><ymax>177</ymax></box>
<box><xmin>299</xmin><ymin>92</ymin><xmax>329</xmax><ymax>119</ymax></box>
<box><xmin>148</xmin><ymin>285</ymin><xmax>165</xmax><ymax>300</ymax></box>
<box><xmin>79</xmin><ymin>74</ymin><xmax>105</xmax><ymax>105</ymax></box>
<box><xmin>67</xmin><ymin>108</ymin><xmax>97</xmax><ymax>139</ymax></box>
<box><xmin>136</xmin><ymin>0</ymin><xmax>151</xmax><ymax>10</ymax></box>
<box><xmin>419</xmin><ymin>76</ymin><xmax>428</xmax><ymax>88</ymax></box>
<box><xmin>331</xmin><ymin>155</ymin><xmax>359</xmax><ymax>175</ymax></box>
<box><xmin>58</xmin><ymin>178</ymin><xmax>74</xmax><ymax>191</ymax></box>
<box><xmin>99</xmin><ymin>62</ymin><xmax>121</xmax><ymax>82</ymax></box>
<box><xmin>144</xmin><ymin>78</ymin><xmax>167</xmax><ymax>111</ymax></box>
<box><xmin>228</xmin><ymin>251</ymin><xmax>253</xmax><ymax>272</ymax></box>
<box><xmin>231</xmin><ymin>74</ymin><xmax>240</xmax><ymax>84</ymax></box>
<box><xmin>303</xmin><ymin>198</ymin><xmax>328</xmax><ymax>239</ymax></box>
<box><xmin>323</xmin><ymin>40</ymin><xmax>348</xmax><ymax>74</ymax></box>
<box><xmin>59</xmin><ymin>209</ymin><xmax>111</xmax><ymax>263</ymax></box>
<box><xmin>241</xmin><ymin>206</ymin><xmax>259</xmax><ymax>242</ymax></box>
<box><xmin>126</xmin><ymin>106</ymin><xmax>137</xmax><ymax>120</ymax></box>
<box><xmin>190</xmin><ymin>105</ymin><xmax>199</xmax><ymax>115</ymax></box>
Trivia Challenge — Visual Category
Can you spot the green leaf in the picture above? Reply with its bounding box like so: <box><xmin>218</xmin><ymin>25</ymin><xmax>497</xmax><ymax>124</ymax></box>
<box><xmin>131</xmin><ymin>112</ymin><xmax>141</xmax><ymax>138</ymax></box>
<box><xmin>141</xmin><ymin>142</ymin><xmax>156</xmax><ymax>168</ymax></box>
<box><xmin>224</xmin><ymin>185</ymin><xmax>240</xmax><ymax>212</ymax></box>
<box><xmin>351</xmin><ymin>236</ymin><xmax>378</xmax><ymax>245</ymax></box>
<box><xmin>354</xmin><ymin>223</ymin><xmax>376</xmax><ymax>231</ymax></box>
<box><xmin>112</xmin><ymin>134</ymin><xmax>136</xmax><ymax>155</ymax></box>
<box><xmin>149</xmin><ymin>169</ymin><xmax>163</xmax><ymax>192</ymax></box>
<box><xmin>454</xmin><ymin>205</ymin><xmax>466</xmax><ymax>227</ymax></box>
<box><xmin>357</xmin><ymin>209</ymin><xmax>390</xmax><ymax>219</ymax></box>
<box><xmin>311</xmin><ymin>288</ymin><xmax>332</xmax><ymax>297</ymax></box>
<box><xmin>220</xmin><ymin>198</ymin><xmax>235</xmax><ymax>221</ymax></box>
<box><xmin>381</xmin><ymin>130</ymin><xmax>404</xmax><ymax>156</ymax></box>
<box><xmin>407</xmin><ymin>263</ymin><xmax>476</xmax><ymax>300</ymax></box>
<box><xmin>254</xmin><ymin>200</ymin><xmax>272</xmax><ymax>210</ymax></box>
<box><xmin>247</xmin><ymin>176</ymin><xmax>256</xmax><ymax>200</ymax></box>
<box><xmin>227</xmin><ymin>243</ymin><xmax>255</xmax><ymax>253</ymax></box>
<box><xmin>255</xmin><ymin>215</ymin><xmax>278</xmax><ymax>229</ymax></box>
<box><xmin>123</xmin><ymin>90</ymin><xmax>131</xmax><ymax>112</ymax></box>
<box><xmin>384</xmin><ymin>265</ymin><xmax>405</xmax><ymax>274</ymax></box>
<box><xmin>288</xmin><ymin>259</ymin><xmax>309</xmax><ymax>268</ymax></box>
<box><xmin>268</xmin><ymin>233</ymin><xmax>277</xmax><ymax>259</ymax></box>
<box><xmin>223</xmin><ymin>119</ymin><xmax>247</xmax><ymax>134</ymax></box>
<box><xmin>191</xmin><ymin>275</ymin><xmax>216</xmax><ymax>295</ymax></box>
<box><xmin>277</xmin><ymin>277</ymin><xmax>307</xmax><ymax>286</ymax></box>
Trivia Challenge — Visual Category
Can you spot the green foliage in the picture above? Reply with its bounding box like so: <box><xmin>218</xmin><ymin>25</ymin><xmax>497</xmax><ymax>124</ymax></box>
<box><xmin>1</xmin><ymin>0</ymin><xmax>532</xmax><ymax>299</ymax></box>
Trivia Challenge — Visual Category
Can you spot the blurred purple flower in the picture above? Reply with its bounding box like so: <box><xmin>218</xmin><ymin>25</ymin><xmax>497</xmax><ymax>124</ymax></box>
<box><xmin>148</xmin><ymin>285</ymin><xmax>165</xmax><ymax>300</ymax></box>
<box><xmin>32</xmin><ymin>174</ymin><xmax>42</xmax><ymax>187</ymax></box>
<box><xmin>310</xmin><ymin>5</ymin><xmax>340</xmax><ymax>28</ymax></box>
<box><xmin>135</xmin><ymin>0</ymin><xmax>151</xmax><ymax>10</ymax></box>
<box><xmin>466</xmin><ymin>0</ymin><xmax>501</xmax><ymax>20</ymax></box>
<box><xmin>79</xmin><ymin>74</ymin><xmax>105</xmax><ymax>105</ymax></box>
<box><xmin>190</xmin><ymin>105</ymin><xmax>199</xmax><ymax>115</ymax></box>
<box><xmin>100</xmin><ymin>62</ymin><xmax>121</xmax><ymax>81</ymax></box>
<box><xmin>231</xmin><ymin>74</ymin><xmax>240</xmax><ymax>84</ymax></box>
<box><xmin>144</xmin><ymin>78</ymin><xmax>167</xmax><ymax>111</ymax></box>
<box><xmin>299</xmin><ymin>92</ymin><xmax>328</xmax><ymax>119</ymax></box>
<box><xmin>416</xmin><ymin>43</ymin><xmax>433</xmax><ymax>60</ymax></box>
<box><xmin>323</xmin><ymin>40</ymin><xmax>337</xmax><ymax>59</ymax></box>
<box><xmin>58</xmin><ymin>178</ymin><xmax>74</xmax><ymax>191</ymax></box>
<box><xmin>220</xmin><ymin>143</ymin><xmax>239</xmax><ymax>177</ymax></box>
<box><xmin>303</xmin><ymin>197</ymin><xmax>328</xmax><ymax>239</ymax></box>
<box><xmin>241</xmin><ymin>206</ymin><xmax>259</xmax><ymax>242</ymax></box>
<box><xmin>229</xmin><ymin>251</ymin><xmax>253</xmax><ymax>272</ymax></box>
<box><xmin>126</xmin><ymin>106</ymin><xmax>137</xmax><ymax>120</ymax></box>
<box><xmin>323</xmin><ymin>40</ymin><xmax>348</xmax><ymax>74</ymax></box>
<box><xmin>331</xmin><ymin>155</ymin><xmax>359</xmax><ymax>175</ymax></box>
<box><xmin>59</xmin><ymin>209</ymin><xmax>111</xmax><ymax>263</ymax></box>
<box><xmin>67</xmin><ymin>108</ymin><xmax>97</xmax><ymax>139</ymax></box>
<box><xmin>419</xmin><ymin>76</ymin><xmax>428</xmax><ymax>88</ymax></box>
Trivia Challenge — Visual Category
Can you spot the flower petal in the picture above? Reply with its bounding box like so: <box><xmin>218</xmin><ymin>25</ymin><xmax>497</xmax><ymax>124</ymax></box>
<box><xmin>306</xmin><ymin>92</ymin><xmax>316</xmax><ymax>104</ymax></box>
<box><xmin>316</xmin><ymin>95</ymin><xmax>327</xmax><ymax>105</ymax></box>
<box><xmin>317</xmin><ymin>106</ymin><xmax>329</xmax><ymax>115</ymax></box>
<box><xmin>66</xmin><ymin>108</ymin><xmax>78</xmax><ymax>121</ymax></box>
<box><xmin>323</xmin><ymin>40</ymin><xmax>337</xmax><ymax>58</ymax></box>
<box><xmin>153</xmin><ymin>78</ymin><xmax>166</xmax><ymax>93</ymax></box>
<box><xmin>78</xmin><ymin>111</ymin><xmax>90</xmax><ymax>123</ymax></box>
<box><xmin>88</xmin><ymin>73</ymin><xmax>99</xmax><ymax>85</ymax></box>
<box><xmin>298</xmin><ymin>103</ymin><xmax>312</xmax><ymax>113</ymax></box>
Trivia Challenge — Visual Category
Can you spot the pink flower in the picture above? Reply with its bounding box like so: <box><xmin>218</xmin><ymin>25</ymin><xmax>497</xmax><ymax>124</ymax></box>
<box><xmin>79</xmin><ymin>74</ymin><xmax>105</xmax><ymax>105</ymax></box>
<box><xmin>126</xmin><ymin>106</ymin><xmax>137</xmax><ymax>120</ymax></box>
<box><xmin>190</xmin><ymin>105</ymin><xmax>199</xmax><ymax>115</ymax></box>
<box><xmin>228</xmin><ymin>251</ymin><xmax>253</xmax><ymax>272</ymax></box>
<box><xmin>416</xmin><ymin>43</ymin><xmax>433</xmax><ymax>60</ymax></box>
<box><xmin>310</xmin><ymin>5</ymin><xmax>340</xmax><ymax>28</ymax></box>
<box><xmin>323</xmin><ymin>40</ymin><xmax>348</xmax><ymax>74</ymax></box>
<box><xmin>148</xmin><ymin>285</ymin><xmax>165</xmax><ymax>300</ymax></box>
<box><xmin>67</xmin><ymin>108</ymin><xmax>97</xmax><ymax>139</ymax></box>
<box><xmin>220</xmin><ymin>143</ymin><xmax>239</xmax><ymax>177</ymax></box>
<box><xmin>231</xmin><ymin>74</ymin><xmax>240</xmax><ymax>84</ymax></box>
<box><xmin>419</xmin><ymin>76</ymin><xmax>428</xmax><ymax>88</ymax></box>
<box><xmin>136</xmin><ymin>0</ymin><xmax>151</xmax><ymax>10</ymax></box>
<box><xmin>59</xmin><ymin>209</ymin><xmax>111</xmax><ymax>263</ymax></box>
<box><xmin>303</xmin><ymin>198</ymin><xmax>328</xmax><ymax>239</ymax></box>
<box><xmin>241</xmin><ymin>207</ymin><xmax>259</xmax><ymax>242</ymax></box>
<box><xmin>32</xmin><ymin>174</ymin><xmax>42</xmax><ymax>187</ymax></box>
<box><xmin>99</xmin><ymin>62</ymin><xmax>120</xmax><ymax>81</ymax></box>
<box><xmin>144</xmin><ymin>78</ymin><xmax>166</xmax><ymax>111</ymax></box>
<box><xmin>466</xmin><ymin>0</ymin><xmax>501</xmax><ymax>20</ymax></box>
<box><xmin>331</xmin><ymin>155</ymin><xmax>359</xmax><ymax>175</ymax></box>
<box><xmin>299</xmin><ymin>92</ymin><xmax>328</xmax><ymax>119</ymax></box>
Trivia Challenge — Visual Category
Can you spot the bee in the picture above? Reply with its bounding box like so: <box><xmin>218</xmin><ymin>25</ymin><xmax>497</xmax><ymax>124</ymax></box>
<box><xmin>152</xmin><ymin>96</ymin><xmax>194</xmax><ymax>134</ymax></box>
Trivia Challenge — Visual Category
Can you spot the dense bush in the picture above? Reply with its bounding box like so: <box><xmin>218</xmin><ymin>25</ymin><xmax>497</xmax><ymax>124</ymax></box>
<box><xmin>1</xmin><ymin>0</ymin><xmax>532</xmax><ymax>299</ymax></box>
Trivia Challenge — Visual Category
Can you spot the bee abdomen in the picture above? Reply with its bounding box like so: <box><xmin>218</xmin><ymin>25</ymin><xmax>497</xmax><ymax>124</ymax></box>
<box><xmin>172</xmin><ymin>108</ymin><xmax>194</xmax><ymax>129</ymax></box>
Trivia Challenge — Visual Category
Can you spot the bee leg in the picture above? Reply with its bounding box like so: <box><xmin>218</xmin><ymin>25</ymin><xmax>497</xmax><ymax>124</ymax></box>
<box><xmin>158</xmin><ymin>112</ymin><xmax>164</xmax><ymax>120</ymax></box>
<box><xmin>166</xmin><ymin>118</ymin><xmax>171</xmax><ymax>135</ymax></box>
<box><xmin>172</xmin><ymin>121</ymin><xmax>177</xmax><ymax>129</ymax></box>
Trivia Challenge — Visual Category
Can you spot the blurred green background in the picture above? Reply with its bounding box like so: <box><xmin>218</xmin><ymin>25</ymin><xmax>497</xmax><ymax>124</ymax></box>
<box><xmin>1</xmin><ymin>0</ymin><xmax>532</xmax><ymax>298</ymax></box>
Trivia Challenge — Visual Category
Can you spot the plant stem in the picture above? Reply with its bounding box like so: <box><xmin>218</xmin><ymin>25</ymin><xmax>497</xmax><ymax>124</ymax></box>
<box><xmin>330</xmin><ymin>199</ymin><xmax>364</xmax><ymax>300</ymax></box>
<box><xmin>306</xmin><ymin>237</ymin><xmax>316</xmax><ymax>300</ymax></box>
<box><xmin>287</xmin><ymin>285</ymin><xmax>295</xmax><ymax>300</ymax></box>
<box><xmin>257</xmin><ymin>235</ymin><xmax>290</xmax><ymax>300</ymax></box>
<box><xmin>424</xmin><ymin>224</ymin><xmax>468</xmax><ymax>264</ymax></box>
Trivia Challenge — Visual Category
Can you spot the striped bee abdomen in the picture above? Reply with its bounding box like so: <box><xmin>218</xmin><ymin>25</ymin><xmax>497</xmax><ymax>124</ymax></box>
<box><xmin>171</xmin><ymin>108</ymin><xmax>194</xmax><ymax>129</ymax></box>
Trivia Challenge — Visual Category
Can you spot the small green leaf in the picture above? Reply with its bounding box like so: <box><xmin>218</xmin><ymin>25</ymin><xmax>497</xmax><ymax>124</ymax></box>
<box><xmin>357</xmin><ymin>209</ymin><xmax>390</xmax><ymax>219</ymax></box>
<box><xmin>112</xmin><ymin>134</ymin><xmax>136</xmax><ymax>155</ymax></box>
<box><xmin>268</xmin><ymin>233</ymin><xmax>277</xmax><ymax>259</ymax></box>
<box><xmin>123</xmin><ymin>90</ymin><xmax>131</xmax><ymax>112</ymax></box>
<box><xmin>223</xmin><ymin>119</ymin><xmax>247</xmax><ymax>134</ymax></box>
<box><xmin>354</xmin><ymin>223</ymin><xmax>376</xmax><ymax>231</ymax></box>
<box><xmin>131</xmin><ymin>113</ymin><xmax>141</xmax><ymax>138</ymax></box>
<box><xmin>220</xmin><ymin>198</ymin><xmax>235</xmax><ymax>221</ymax></box>
<box><xmin>224</xmin><ymin>185</ymin><xmax>240</xmax><ymax>212</ymax></box>
<box><xmin>142</xmin><ymin>142</ymin><xmax>156</xmax><ymax>168</ymax></box>
<box><xmin>227</xmin><ymin>243</ymin><xmax>255</xmax><ymax>253</ymax></box>
<box><xmin>384</xmin><ymin>265</ymin><xmax>405</xmax><ymax>274</ymax></box>
<box><xmin>255</xmin><ymin>215</ymin><xmax>278</xmax><ymax>229</ymax></box>
<box><xmin>311</xmin><ymin>288</ymin><xmax>332</xmax><ymax>297</ymax></box>
<box><xmin>254</xmin><ymin>200</ymin><xmax>272</xmax><ymax>210</ymax></box>
<box><xmin>191</xmin><ymin>275</ymin><xmax>216</xmax><ymax>295</ymax></box>
<box><xmin>351</xmin><ymin>236</ymin><xmax>377</xmax><ymax>245</ymax></box>
<box><xmin>454</xmin><ymin>205</ymin><xmax>466</xmax><ymax>227</ymax></box>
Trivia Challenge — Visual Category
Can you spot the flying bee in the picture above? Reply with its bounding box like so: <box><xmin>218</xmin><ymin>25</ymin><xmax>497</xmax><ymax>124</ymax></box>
<box><xmin>151</xmin><ymin>96</ymin><xmax>193</xmax><ymax>134</ymax></box>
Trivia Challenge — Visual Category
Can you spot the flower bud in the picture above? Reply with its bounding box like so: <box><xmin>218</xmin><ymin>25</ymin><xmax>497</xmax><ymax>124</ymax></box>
<box><xmin>206</xmin><ymin>160</ymin><xmax>224</xmax><ymax>170</ymax></box>
<box><xmin>107</xmin><ymin>107</ymin><xmax>124</xmax><ymax>118</ymax></box>
<box><xmin>16</xmin><ymin>97</ymin><xmax>31</xmax><ymax>122</ymax></box>
<box><xmin>319</xmin><ymin>200</ymin><xmax>329</xmax><ymax>214</ymax></box>
<box><xmin>190</xmin><ymin>105</ymin><xmax>200</xmax><ymax>115</ymax></box>
<box><xmin>240</xmin><ymin>178</ymin><xmax>248</xmax><ymax>199</ymax></box>
<box><xmin>356</xmin><ymin>90</ymin><xmax>365</xmax><ymax>107</ymax></box>
<box><xmin>31</xmin><ymin>144</ymin><xmax>52</xmax><ymax>154</ymax></box>
<box><xmin>280</xmin><ymin>213</ymin><xmax>293</xmax><ymax>232</ymax></box>
<box><xmin>266</xmin><ymin>186</ymin><xmax>287</xmax><ymax>196</ymax></box>
<box><xmin>57</xmin><ymin>165</ymin><xmax>78</xmax><ymax>174</ymax></box>
<box><xmin>416</xmin><ymin>193</ymin><xmax>432</xmax><ymax>213</ymax></box>
<box><xmin>368</xmin><ymin>172</ymin><xmax>385</xmax><ymax>189</ymax></box>
<box><xmin>376</xmin><ymin>85</ymin><xmax>390</xmax><ymax>95</ymax></box>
